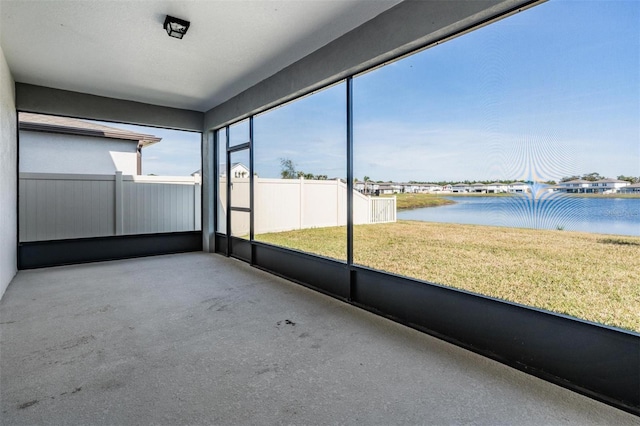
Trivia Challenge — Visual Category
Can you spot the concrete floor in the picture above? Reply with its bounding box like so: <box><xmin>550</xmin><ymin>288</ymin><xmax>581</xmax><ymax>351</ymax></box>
<box><xmin>1</xmin><ymin>253</ymin><xmax>638</xmax><ymax>425</ymax></box>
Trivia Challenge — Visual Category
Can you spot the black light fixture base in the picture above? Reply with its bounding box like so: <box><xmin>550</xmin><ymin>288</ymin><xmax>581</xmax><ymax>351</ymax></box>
<box><xmin>163</xmin><ymin>15</ymin><xmax>190</xmax><ymax>39</ymax></box>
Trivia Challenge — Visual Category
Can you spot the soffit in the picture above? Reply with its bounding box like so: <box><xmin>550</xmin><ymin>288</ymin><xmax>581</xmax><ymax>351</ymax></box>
<box><xmin>0</xmin><ymin>0</ymin><xmax>401</xmax><ymax>112</ymax></box>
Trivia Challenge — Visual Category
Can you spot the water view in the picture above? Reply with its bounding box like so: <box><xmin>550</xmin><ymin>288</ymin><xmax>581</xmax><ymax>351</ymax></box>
<box><xmin>398</xmin><ymin>195</ymin><xmax>640</xmax><ymax>236</ymax></box>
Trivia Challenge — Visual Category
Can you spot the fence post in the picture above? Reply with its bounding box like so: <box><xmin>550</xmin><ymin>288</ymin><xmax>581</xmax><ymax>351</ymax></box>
<box><xmin>393</xmin><ymin>196</ymin><xmax>397</xmax><ymax>221</ymax></box>
<box><xmin>299</xmin><ymin>176</ymin><xmax>304</xmax><ymax>229</ymax></box>
<box><xmin>115</xmin><ymin>171</ymin><xmax>124</xmax><ymax>235</ymax></box>
<box><xmin>194</xmin><ymin>173</ymin><xmax>201</xmax><ymax>230</ymax></box>
<box><xmin>336</xmin><ymin>180</ymin><xmax>340</xmax><ymax>226</ymax></box>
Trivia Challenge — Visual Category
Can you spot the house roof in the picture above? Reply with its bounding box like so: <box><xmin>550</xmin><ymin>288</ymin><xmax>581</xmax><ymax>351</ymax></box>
<box><xmin>561</xmin><ymin>179</ymin><xmax>591</xmax><ymax>184</ymax></box>
<box><xmin>594</xmin><ymin>178</ymin><xmax>628</xmax><ymax>184</ymax></box>
<box><xmin>19</xmin><ymin>113</ymin><xmax>161</xmax><ymax>148</ymax></box>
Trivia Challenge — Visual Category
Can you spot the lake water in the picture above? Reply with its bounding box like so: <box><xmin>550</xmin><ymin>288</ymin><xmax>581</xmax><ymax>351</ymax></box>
<box><xmin>397</xmin><ymin>195</ymin><xmax>640</xmax><ymax>236</ymax></box>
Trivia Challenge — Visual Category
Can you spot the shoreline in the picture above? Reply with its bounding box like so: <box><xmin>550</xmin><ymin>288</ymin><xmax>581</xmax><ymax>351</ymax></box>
<box><xmin>439</xmin><ymin>192</ymin><xmax>640</xmax><ymax>199</ymax></box>
<box><xmin>381</xmin><ymin>193</ymin><xmax>456</xmax><ymax>210</ymax></box>
<box><xmin>387</xmin><ymin>192</ymin><xmax>640</xmax><ymax>211</ymax></box>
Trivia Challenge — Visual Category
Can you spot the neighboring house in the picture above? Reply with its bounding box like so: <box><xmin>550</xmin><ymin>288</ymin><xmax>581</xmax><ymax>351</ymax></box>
<box><xmin>557</xmin><ymin>179</ymin><xmax>591</xmax><ymax>193</ymax></box>
<box><xmin>587</xmin><ymin>179</ymin><xmax>629</xmax><ymax>194</ymax></box>
<box><xmin>557</xmin><ymin>178</ymin><xmax>629</xmax><ymax>194</ymax></box>
<box><xmin>218</xmin><ymin>163</ymin><xmax>251</xmax><ymax>178</ymax></box>
<box><xmin>406</xmin><ymin>183</ymin><xmax>444</xmax><ymax>193</ymax></box>
<box><xmin>470</xmin><ymin>183</ymin><xmax>487</xmax><ymax>193</ymax></box>
<box><xmin>451</xmin><ymin>183</ymin><xmax>469</xmax><ymax>193</ymax></box>
<box><xmin>231</xmin><ymin>163</ymin><xmax>250</xmax><ymax>178</ymax></box>
<box><xmin>400</xmin><ymin>183</ymin><xmax>420</xmax><ymax>193</ymax></box>
<box><xmin>619</xmin><ymin>183</ymin><xmax>640</xmax><ymax>194</ymax></box>
<box><xmin>355</xmin><ymin>181</ymin><xmax>381</xmax><ymax>195</ymax></box>
<box><xmin>376</xmin><ymin>184</ymin><xmax>396</xmax><ymax>195</ymax></box>
<box><xmin>508</xmin><ymin>182</ymin><xmax>529</xmax><ymax>193</ymax></box>
<box><xmin>19</xmin><ymin>113</ymin><xmax>161</xmax><ymax>175</ymax></box>
<box><xmin>486</xmin><ymin>182</ymin><xmax>509</xmax><ymax>193</ymax></box>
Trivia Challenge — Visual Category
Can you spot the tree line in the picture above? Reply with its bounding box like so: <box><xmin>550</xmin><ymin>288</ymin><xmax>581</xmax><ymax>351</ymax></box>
<box><xmin>372</xmin><ymin>172</ymin><xmax>640</xmax><ymax>186</ymax></box>
<box><xmin>280</xmin><ymin>160</ymin><xmax>639</xmax><ymax>185</ymax></box>
<box><xmin>280</xmin><ymin>158</ymin><xmax>328</xmax><ymax>180</ymax></box>
<box><xmin>558</xmin><ymin>172</ymin><xmax>639</xmax><ymax>184</ymax></box>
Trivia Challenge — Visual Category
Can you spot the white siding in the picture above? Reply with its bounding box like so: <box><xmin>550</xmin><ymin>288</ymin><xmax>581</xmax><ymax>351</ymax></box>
<box><xmin>0</xmin><ymin>45</ymin><xmax>17</xmax><ymax>299</ymax></box>
<box><xmin>19</xmin><ymin>131</ymin><xmax>139</xmax><ymax>175</ymax></box>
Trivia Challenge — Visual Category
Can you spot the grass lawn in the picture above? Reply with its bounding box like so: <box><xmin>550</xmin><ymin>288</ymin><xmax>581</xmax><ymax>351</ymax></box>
<box><xmin>257</xmin><ymin>221</ymin><xmax>640</xmax><ymax>332</ymax></box>
<box><xmin>382</xmin><ymin>193</ymin><xmax>455</xmax><ymax>209</ymax></box>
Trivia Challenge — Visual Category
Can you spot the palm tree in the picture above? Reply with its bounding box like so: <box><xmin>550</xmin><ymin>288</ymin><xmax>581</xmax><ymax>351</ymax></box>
<box><xmin>363</xmin><ymin>176</ymin><xmax>371</xmax><ymax>194</ymax></box>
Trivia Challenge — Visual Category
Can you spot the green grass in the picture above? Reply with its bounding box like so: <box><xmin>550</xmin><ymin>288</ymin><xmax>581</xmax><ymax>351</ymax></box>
<box><xmin>381</xmin><ymin>193</ymin><xmax>456</xmax><ymax>210</ymax></box>
<box><xmin>257</xmin><ymin>221</ymin><xmax>640</xmax><ymax>332</ymax></box>
<box><xmin>382</xmin><ymin>192</ymin><xmax>640</xmax><ymax>211</ymax></box>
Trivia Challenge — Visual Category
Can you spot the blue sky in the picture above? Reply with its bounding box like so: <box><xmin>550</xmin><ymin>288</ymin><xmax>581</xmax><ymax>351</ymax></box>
<box><xmin>253</xmin><ymin>82</ymin><xmax>346</xmax><ymax>179</ymax></box>
<box><xmin>94</xmin><ymin>121</ymin><xmax>201</xmax><ymax>176</ymax></box>
<box><xmin>350</xmin><ymin>0</ymin><xmax>640</xmax><ymax>182</ymax></box>
<box><xmin>101</xmin><ymin>0</ymin><xmax>639</xmax><ymax>182</ymax></box>
<box><xmin>140</xmin><ymin>127</ymin><xmax>200</xmax><ymax>176</ymax></box>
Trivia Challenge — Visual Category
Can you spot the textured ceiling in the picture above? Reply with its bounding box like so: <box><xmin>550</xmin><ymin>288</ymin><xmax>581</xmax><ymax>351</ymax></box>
<box><xmin>0</xmin><ymin>0</ymin><xmax>401</xmax><ymax>112</ymax></box>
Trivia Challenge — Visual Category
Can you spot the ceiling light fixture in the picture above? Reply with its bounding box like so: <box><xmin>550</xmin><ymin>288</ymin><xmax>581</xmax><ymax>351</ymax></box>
<box><xmin>163</xmin><ymin>15</ymin><xmax>190</xmax><ymax>39</ymax></box>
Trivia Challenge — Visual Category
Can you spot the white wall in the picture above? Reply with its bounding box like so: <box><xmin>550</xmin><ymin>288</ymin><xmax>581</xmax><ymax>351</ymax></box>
<box><xmin>0</xmin><ymin>45</ymin><xmax>17</xmax><ymax>299</ymax></box>
<box><xmin>19</xmin><ymin>131</ymin><xmax>138</xmax><ymax>175</ymax></box>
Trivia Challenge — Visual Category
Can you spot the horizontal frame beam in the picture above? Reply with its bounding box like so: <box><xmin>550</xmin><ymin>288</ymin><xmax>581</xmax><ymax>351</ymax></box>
<box><xmin>16</xmin><ymin>83</ymin><xmax>203</xmax><ymax>132</ymax></box>
<box><xmin>19</xmin><ymin>231</ymin><xmax>202</xmax><ymax>269</ymax></box>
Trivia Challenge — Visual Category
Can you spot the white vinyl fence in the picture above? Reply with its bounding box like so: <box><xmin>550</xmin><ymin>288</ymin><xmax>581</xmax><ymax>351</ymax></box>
<box><xmin>20</xmin><ymin>174</ymin><xmax>393</xmax><ymax>242</ymax></box>
<box><xmin>218</xmin><ymin>177</ymin><xmax>396</xmax><ymax>237</ymax></box>
<box><xmin>19</xmin><ymin>172</ymin><xmax>201</xmax><ymax>242</ymax></box>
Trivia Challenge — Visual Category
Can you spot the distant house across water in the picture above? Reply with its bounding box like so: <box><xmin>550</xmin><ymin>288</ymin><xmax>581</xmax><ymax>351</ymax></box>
<box><xmin>556</xmin><ymin>178</ymin><xmax>629</xmax><ymax>194</ymax></box>
<box><xmin>619</xmin><ymin>183</ymin><xmax>640</xmax><ymax>194</ymax></box>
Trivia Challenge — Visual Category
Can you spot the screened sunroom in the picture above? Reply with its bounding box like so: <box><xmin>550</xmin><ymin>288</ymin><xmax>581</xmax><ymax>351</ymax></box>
<box><xmin>1</xmin><ymin>0</ymin><xmax>638</xmax><ymax>421</ymax></box>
